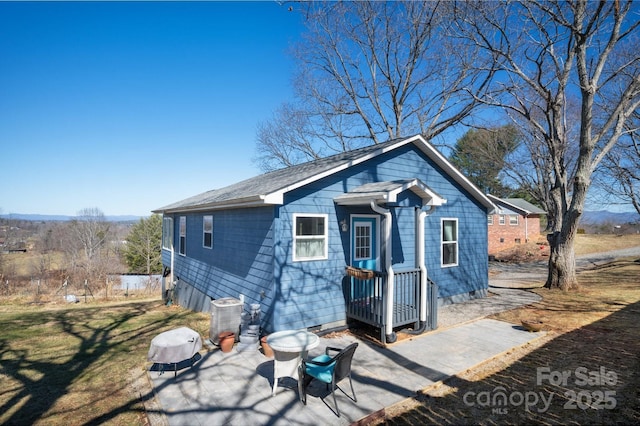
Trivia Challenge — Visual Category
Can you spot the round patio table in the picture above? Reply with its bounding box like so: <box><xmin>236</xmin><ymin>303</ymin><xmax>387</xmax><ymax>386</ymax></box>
<box><xmin>267</xmin><ymin>330</ymin><xmax>319</xmax><ymax>396</ymax></box>
<box><xmin>147</xmin><ymin>327</ymin><xmax>202</xmax><ymax>376</ymax></box>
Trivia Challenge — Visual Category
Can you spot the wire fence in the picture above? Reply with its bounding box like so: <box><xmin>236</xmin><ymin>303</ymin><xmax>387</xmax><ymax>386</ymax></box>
<box><xmin>1</xmin><ymin>275</ymin><xmax>162</xmax><ymax>304</ymax></box>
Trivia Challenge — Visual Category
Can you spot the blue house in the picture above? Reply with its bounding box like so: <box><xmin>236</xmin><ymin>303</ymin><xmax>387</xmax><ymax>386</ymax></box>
<box><xmin>154</xmin><ymin>135</ymin><xmax>495</xmax><ymax>344</ymax></box>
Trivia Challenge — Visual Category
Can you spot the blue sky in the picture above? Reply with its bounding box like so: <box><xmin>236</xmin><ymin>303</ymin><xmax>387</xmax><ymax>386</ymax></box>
<box><xmin>0</xmin><ymin>1</ymin><xmax>304</xmax><ymax>216</ymax></box>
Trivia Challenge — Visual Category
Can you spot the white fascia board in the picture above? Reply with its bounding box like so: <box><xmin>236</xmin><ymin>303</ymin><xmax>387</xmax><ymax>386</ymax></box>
<box><xmin>164</xmin><ymin>134</ymin><xmax>490</xmax><ymax>213</ymax></box>
<box><xmin>262</xmin><ymin>193</ymin><xmax>284</xmax><ymax>205</ymax></box>
<box><xmin>335</xmin><ymin>193</ymin><xmax>389</xmax><ymax>206</ymax></box>
<box><xmin>263</xmin><ymin>138</ymin><xmax>415</xmax><ymax>204</ymax></box>
<box><xmin>426</xmin><ymin>197</ymin><xmax>447</xmax><ymax>206</ymax></box>
<box><xmin>414</xmin><ymin>137</ymin><xmax>496</xmax><ymax>211</ymax></box>
<box><xmin>486</xmin><ymin>194</ymin><xmax>526</xmax><ymax>215</ymax></box>
<box><xmin>157</xmin><ymin>195</ymin><xmax>278</xmax><ymax>214</ymax></box>
<box><xmin>384</xmin><ymin>179</ymin><xmax>447</xmax><ymax>207</ymax></box>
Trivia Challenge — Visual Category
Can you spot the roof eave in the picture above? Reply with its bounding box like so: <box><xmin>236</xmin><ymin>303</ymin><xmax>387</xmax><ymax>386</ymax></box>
<box><xmin>486</xmin><ymin>194</ymin><xmax>545</xmax><ymax>216</ymax></box>
<box><xmin>264</xmin><ymin>138</ymin><xmax>416</xmax><ymax>203</ymax></box>
<box><xmin>153</xmin><ymin>194</ymin><xmax>282</xmax><ymax>214</ymax></box>
<box><xmin>411</xmin><ymin>137</ymin><xmax>496</xmax><ymax>212</ymax></box>
<box><xmin>156</xmin><ymin>134</ymin><xmax>497</xmax><ymax>214</ymax></box>
<box><xmin>397</xmin><ymin>178</ymin><xmax>447</xmax><ymax>206</ymax></box>
<box><xmin>335</xmin><ymin>193</ymin><xmax>389</xmax><ymax>206</ymax></box>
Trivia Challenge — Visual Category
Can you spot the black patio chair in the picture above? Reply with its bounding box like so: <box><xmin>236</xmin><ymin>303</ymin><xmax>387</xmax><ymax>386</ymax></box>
<box><xmin>298</xmin><ymin>342</ymin><xmax>358</xmax><ymax>417</ymax></box>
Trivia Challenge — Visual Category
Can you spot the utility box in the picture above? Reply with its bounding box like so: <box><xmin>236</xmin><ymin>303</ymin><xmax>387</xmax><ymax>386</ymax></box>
<box><xmin>210</xmin><ymin>297</ymin><xmax>243</xmax><ymax>344</ymax></box>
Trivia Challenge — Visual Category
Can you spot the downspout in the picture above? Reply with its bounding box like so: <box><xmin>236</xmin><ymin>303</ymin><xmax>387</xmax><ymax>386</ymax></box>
<box><xmin>402</xmin><ymin>205</ymin><xmax>435</xmax><ymax>335</ymax></box>
<box><xmin>168</xmin><ymin>227</ymin><xmax>175</xmax><ymax>304</ymax></box>
<box><xmin>170</xmin><ymin>243</ymin><xmax>175</xmax><ymax>288</ymax></box>
<box><xmin>370</xmin><ymin>200</ymin><xmax>396</xmax><ymax>344</ymax></box>
<box><xmin>162</xmin><ymin>216</ymin><xmax>176</xmax><ymax>305</ymax></box>
<box><xmin>171</xmin><ymin>216</ymin><xmax>177</xmax><ymax>303</ymax></box>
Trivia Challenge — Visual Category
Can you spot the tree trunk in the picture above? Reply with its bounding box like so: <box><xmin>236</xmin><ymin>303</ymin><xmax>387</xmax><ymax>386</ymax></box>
<box><xmin>545</xmin><ymin>229</ymin><xmax>580</xmax><ymax>291</ymax></box>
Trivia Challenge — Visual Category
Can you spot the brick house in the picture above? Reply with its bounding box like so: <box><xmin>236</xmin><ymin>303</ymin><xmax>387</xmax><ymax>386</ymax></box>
<box><xmin>486</xmin><ymin>195</ymin><xmax>546</xmax><ymax>255</ymax></box>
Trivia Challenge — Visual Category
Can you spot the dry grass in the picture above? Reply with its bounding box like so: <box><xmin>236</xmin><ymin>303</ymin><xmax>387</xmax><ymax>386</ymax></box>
<box><xmin>0</xmin><ymin>299</ymin><xmax>210</xmax><ymax>425</ymax></box>
<box><xmin>574</xmin><ymin>233</ymin><xmax>640</xmax><ymax>255</ymax></box>
<box><xmin>493</xmin><ymin>233</ymin><xmax>640</xmax><ymax>263</ymax></box>
<box><xmin>1</xmin><ymin>235</ymin><xmax>638</xmax><ymax>425</ymax></box>
<box><xmin>371</xmin><ymin>257</ymin><xmax>640</xmax><ymax>425</ymax></box>
<box><xmin>2</xmin><ymin>251</ymin><xmax>66</xmax><ymax>276</ymax></box>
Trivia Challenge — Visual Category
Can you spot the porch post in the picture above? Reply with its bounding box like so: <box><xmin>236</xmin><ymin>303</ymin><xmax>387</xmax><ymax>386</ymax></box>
<box><xmin>416</xmin><ymin>208</ymin><xmax>427</xmax><ymax>323</ymax></box>
<box><xmin>416</xmin><ymin>205</ymin><xmax>435</xmax><ymax>325</ymax></box>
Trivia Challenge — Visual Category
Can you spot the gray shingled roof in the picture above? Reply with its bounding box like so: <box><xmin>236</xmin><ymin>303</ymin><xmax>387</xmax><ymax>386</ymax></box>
<box><xmin>503</xmin><ymin>198</ymin><xmax>546</xmax><ymax>214</ymax></box>
<box><xmin>334</xmin><ymin>179</ymin><xmax>446</xmax><ymax>206</ymax></box>
<box><xmin>487</xmin><ymin>195</ymin><xmax>546</xmax><ymax>215</ymax></box>
<box><xmin>154</xmin><ymin>135</ymin><xmax>495</xmax><ymax>213</ymax></box>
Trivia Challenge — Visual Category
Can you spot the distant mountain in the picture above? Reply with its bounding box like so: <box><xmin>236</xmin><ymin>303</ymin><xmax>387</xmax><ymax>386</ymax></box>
<box><xmin>0</xmin><ymin>213</ymin><xmax>145</xmax><ymax>222</ymax></box>
<box><xmin>581</xmin><ymin>210</ymin><xmax>639</xmax><ymax>225</ymax></box>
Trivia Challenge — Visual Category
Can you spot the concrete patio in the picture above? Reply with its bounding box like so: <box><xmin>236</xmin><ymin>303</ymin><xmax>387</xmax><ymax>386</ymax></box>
<box><xmin>147</xmin><ymin>289</ymin><xmax>544</xmax><ymax>425</ymax></box>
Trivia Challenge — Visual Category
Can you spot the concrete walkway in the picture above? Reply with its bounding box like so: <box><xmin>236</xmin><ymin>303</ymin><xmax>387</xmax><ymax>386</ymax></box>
<box><xmin>147</xmin><ymin>289</ymin><xmax>544</xmax><ymax>425</ymax></box>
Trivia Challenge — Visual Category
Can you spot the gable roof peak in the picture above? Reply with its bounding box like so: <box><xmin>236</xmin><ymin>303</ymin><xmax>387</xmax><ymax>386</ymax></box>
<box><xmin>154</xmin><ymin>134</ymin><xmax>494</xmax><ymax>213</ymax></box>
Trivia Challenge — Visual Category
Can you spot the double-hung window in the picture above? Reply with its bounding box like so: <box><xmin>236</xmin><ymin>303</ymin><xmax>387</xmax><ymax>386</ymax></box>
<box><xmin>179</xmin><ymin>216</ymin><xmax>186</xmax><ymax>255</ymax></box>
<box><xmin>203</xmin><ymin>215</ymin><xmax>213</xmax><ymax>248</ymax></box>
<box><xmin>162</xmin><ymin>217</ymin><xmax>173</xmax><ymax>250</ymax></box>
<box><xmin>487</xmin><ymin>215</ymin><xmax>493</xmax><ymax>225</ymax></box>
<box><xmin>441</xmin><ymin>218</ymin><xmax>458</xmax><ymax>267</ymax></box>
<box><xmin>509</xmin><ymin>215</ymin><xmax>519</xmax><ymax>225</ymax></box>
<box><xmin>293</xmin><ymin>214</ymin><xmax>328</xmax><ymax>261</ymax></box>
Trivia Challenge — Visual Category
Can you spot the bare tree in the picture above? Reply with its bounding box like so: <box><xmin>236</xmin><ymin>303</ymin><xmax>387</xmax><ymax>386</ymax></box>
<box><xmin>457</xmin><ymin>0</ymin><xmax>640</xmax><ymax>290</ymax></box>
<box><xmin>500</xmin><ymin>101</ymin><xmax>583</xmax><ymax>232</ymax></box>
<box><xmin>64</xmin><ymin>208</ymin><xmax>121</xmax><ymax>297</ymax></box>
<box><xmin>599</xmin><ymin>111</ymin><xmax>640</xmax><ymax>214</ymax></box>
<box><xmin>256</xmin><ymin>0</ymin><xmax>496</xmax><ymax>170</ymax></box>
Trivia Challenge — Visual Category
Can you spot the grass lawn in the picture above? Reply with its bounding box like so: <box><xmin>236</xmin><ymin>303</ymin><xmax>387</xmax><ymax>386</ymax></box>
<box><xmin>573</xmin><ymin>233</ymin><xmax>640</xmax><ymax>255</ymax></box>
<box><xmin>0</xmin><ymin>298</ymin><xmax>210</xmax><ymax>425</ymax></box>
<box><xmin>375</xmin><ymin>257</ymin><xmax>640</xmax><ymax>425</ymax></box>
<box><xmin>1</xmin><ymin>235</ymin><xmax>638</xmax><ymax>425</ymax></box>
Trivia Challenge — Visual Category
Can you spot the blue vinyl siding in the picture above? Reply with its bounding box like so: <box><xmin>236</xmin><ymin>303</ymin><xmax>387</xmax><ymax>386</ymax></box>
<box><xmin>423</xmin><ymin>206</ymin><xmax>488</xmax><ymax>300</ymax></box>
<box><xmin>161</xmin><ymin>142</ymin><xmax>489</xmax><ymax>332</ymax></box>
<box><xmin>273</xmin><ymin>200</ymin><xmax>347</xmax><ymax>330</ymax></box>
<box><xmin>273</xmin><ymin>144</ymin><xmax>489</xmax><ymax>330</ymax></box>
<box><xmin>162</xmin><ymin>207</ymin><xmax>275</xmax><ymax>318</ymax></box>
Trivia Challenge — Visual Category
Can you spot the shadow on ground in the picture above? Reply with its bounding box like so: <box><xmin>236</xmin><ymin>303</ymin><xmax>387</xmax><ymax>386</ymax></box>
<box><xmin>382</xmin><ymin>300</ymin><xmax>640</xmax><ymax>425</ymax></box>
<box><xmin>0</xmin><ymin>301</ymin><xmax>196</xmax><ymax>425</ymax></box>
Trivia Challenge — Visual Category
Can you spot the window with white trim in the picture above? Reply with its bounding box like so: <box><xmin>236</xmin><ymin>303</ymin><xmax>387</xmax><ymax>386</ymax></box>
<box><xmin>179</xmin><ymin>216</ymin><xmax>186</xmax><ymax>255</ymax></box>
<box><xmin>441</xmin><ymin>218</ymin><xmax>458</xmax><ymax>267</ymax></box>
<box><xmin>509</xmin><ymin>215</ymin><xmax>519</xmax><ymax>225</ymax></box>
<box><xmin>498</xmin><ymin>214</ymin><xmax>506</xmax><ymax>225</ymax></box>
<box><xmin>487</xmin><ymin>215</ymin><xmax>493</xmax><ymax>225</ymax></box>
<box><xmin>293</xmin><ymin>214</ymin><xmax>328</xmax><ymax>261</ymax></box>
<box><xmin>354</xmin><ymin>221</ymin><xmax>372</xmax><ymax>260</ymax></box>
<box><xmin>162</xmin><ymin>217</ymin><xmax>173</xmax><ymax>250</ymax></box>
<box><xmin>203</xmin><ymin>215</ymin><xmax>213</xmax><ymax>248</ymax></box>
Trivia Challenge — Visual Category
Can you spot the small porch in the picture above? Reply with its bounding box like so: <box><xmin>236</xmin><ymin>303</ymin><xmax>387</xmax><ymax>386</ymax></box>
<box><xmin>334</xmin><ymin>179</ymin><xmax>446</xmax><ymax>344</ymax></box>
<box><xmin>342</xmin><ymin>268</ymin><xmax>438</xmax><ymax>344</ymax></box>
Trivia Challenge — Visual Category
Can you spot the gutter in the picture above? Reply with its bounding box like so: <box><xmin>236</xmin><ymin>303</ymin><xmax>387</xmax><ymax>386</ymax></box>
<box><xmin>370</xmin><ymin>200</ymin><xmax>396</xmax><ymax>344</ymax></box>
<box><xmin>152</xmin><ymin>195</ymin><xmax>279</xmax><ymax>215</ymax></box>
